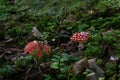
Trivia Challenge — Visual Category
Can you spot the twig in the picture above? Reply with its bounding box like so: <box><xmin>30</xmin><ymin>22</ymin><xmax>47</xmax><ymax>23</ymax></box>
<box><xmin>24</xmin><ymin>67</ymin><xmax>32</xmax><ymax>80</ymax></box>
<box><xmin>0</xmin><ymin>52</ymin><xmax>6</xmax><ymax>58</ymax></box>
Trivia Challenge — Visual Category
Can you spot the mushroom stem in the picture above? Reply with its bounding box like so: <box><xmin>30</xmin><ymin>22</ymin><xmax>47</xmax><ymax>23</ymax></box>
<box><xmin>78</xmin><ymin>43</ymin><xmax>84</xmax><ymax>51</ymax></box>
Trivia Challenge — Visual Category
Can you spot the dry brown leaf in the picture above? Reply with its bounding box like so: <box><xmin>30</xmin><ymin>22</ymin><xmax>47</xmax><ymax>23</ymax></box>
<box><xmin>32</xmin><ymin>27</ymin><xmax>42</xmax><ymax>38</ymax></box>
<box><xmin>88</xmin><ymin>58</ymin><xmax>104</xmax><ymax>77</ymax></box>
<box><xmin>72</xmin><ymin>57</ymin><xmax>88</xmax><ymax>74</ymax></box>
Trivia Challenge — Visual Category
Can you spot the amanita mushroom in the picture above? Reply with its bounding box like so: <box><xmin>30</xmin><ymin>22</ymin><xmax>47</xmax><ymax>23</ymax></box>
<box><xmin>70</xmin><ymin>32</ymin><xmax>89</xmax><ymax>50</ymax></box>
<box><xmin>43</xmin><ymin>43</ymin><xmax>51</xmax><ymax>54</ymax></box>
<box><xmin>24</xmin><ymin>40</ymin><xmax>50</xmax><ymax>57</ymax></box>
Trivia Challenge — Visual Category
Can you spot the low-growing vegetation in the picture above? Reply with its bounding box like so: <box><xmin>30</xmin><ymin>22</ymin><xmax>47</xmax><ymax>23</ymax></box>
<box><xmin>0</xmin><ymin>0</ymin><xmax>120</xmax><ymax>80</ymax></box>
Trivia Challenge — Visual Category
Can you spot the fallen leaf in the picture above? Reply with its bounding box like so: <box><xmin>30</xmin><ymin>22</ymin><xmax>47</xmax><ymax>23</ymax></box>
<box><xmin>88</xmin><ymin>58</ymin><xmax>104</xmax><ymax>77</ymax></box>
<box><xmin>72</xmin><ymin>57</ymin><xmax>88</xmax><ymax>74</ymax></box>
<box><xmin>32</xmin><ymin>27</ymin><xmax>42</xmax><ymax>38</ymax></box>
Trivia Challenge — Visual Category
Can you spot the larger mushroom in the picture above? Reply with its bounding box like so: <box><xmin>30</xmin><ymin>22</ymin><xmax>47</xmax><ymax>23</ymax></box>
<box><xmin>70</xmin><ymin>32</ymin><xmax>89</xmax><ymax>50</ymax></box>
<box><xmin>24</xmin><ymin>40</ymin><xmax>51</xmax><ymax>57</ymax></box>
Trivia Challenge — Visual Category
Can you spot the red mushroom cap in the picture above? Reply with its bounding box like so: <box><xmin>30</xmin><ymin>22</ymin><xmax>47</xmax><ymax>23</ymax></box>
<box><xmin>70</xmin><ymin>32</ymin><xmax>89</xmax><ymax>43</ymax></box>
<box><xmin>24</xmin><ymin>41</ymin><xmax>51</xmax><ymax>57</ymax></box>
<box><xmin>43</xmin><ymin>43</ymin><xmax>51</xmax><ymax>54</ymax></box>
<box><xmin>24</xmin><ymin>41</ymin><xmax>42</xmax><ymax>57</ymax></box>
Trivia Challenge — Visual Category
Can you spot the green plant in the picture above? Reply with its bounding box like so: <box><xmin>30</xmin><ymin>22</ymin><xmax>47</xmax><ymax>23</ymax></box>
<box><xmin>50</xmin><ymin>52</ymin><xmax>70</xmax><ymax>72</ymax></box>
<box><xmin>0</xmin><ymin>65</ymin><xmax>12</xmax><ymax>77</ymax></box>
<box><xmin>50</xmin><ymin>52</ymin><xmax>70</xmax><ymax>79</ymax></box>
<box><xmin>13</xmin><ymin>55</ymin><xmax>35</xmax><ymax>68</ymax></box>
<box><xmin>84</xmin><ymin>30</ymin><xmax>120</xmax><ymax>58</ymax></box>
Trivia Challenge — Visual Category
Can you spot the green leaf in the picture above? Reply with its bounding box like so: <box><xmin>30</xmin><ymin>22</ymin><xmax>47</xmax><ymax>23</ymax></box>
<box><xmin>87</xmin><ymin>72</ymin><xmax>95</xmax><ymax>77</ymax></box>
<box><xmin>50</xmin><ymin>62</ymin><xmax>59</xmax><ymax>69</ymax></box>
<box><xmin>78</xmin><ymin>24</ymin><xmax>88</xmax><ymax>31</ymax></box>
<box><xmin>99</xmin><ymin>77</ymin><xmax>105</xmax><ymax>80</ymax></box>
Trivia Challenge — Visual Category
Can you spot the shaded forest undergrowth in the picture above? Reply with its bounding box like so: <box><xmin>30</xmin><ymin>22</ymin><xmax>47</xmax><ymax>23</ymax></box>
<box><xmin>0</xmin><ymin>0</ymin><xmax>120</xmax><ymax>80</ymax></box>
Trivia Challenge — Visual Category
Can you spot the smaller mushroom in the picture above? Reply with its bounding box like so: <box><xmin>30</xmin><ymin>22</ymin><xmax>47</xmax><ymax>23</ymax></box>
<box><xmin>24</xmin><ymin>40</ymin><xmax>51</xmax><ymax>57</ymax></box>
<box><xmin>70</xmin><ymin>32</ymin><xmax>89</xmax><ymax>51</ymax></box>
<box><xmin>43</xmin><ymin>43</ymin><xmax>51</xmax><ymax>54</ymax></box>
